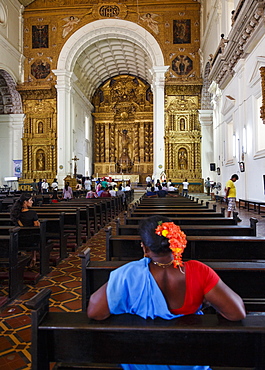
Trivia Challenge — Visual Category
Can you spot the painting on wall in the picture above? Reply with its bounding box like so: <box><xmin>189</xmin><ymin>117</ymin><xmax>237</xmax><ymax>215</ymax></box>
<box><xmin>172</xmin><ymin>55</ymin><xmax>193</xmax><ymax>75</ymax></box>
<box><xmin>31</xmin><ymin>60</ymin><xmax>51</xmax><ymax>79</ymax></box>
<box><xmin>173</xmin><ymin>20</ymin><xmax>191</xmax><ymax>44</ymax></box>
<box><xmin>32</xmin><ymin>25</ymin><xmax>49</xmax><ymax>49</ymax></box>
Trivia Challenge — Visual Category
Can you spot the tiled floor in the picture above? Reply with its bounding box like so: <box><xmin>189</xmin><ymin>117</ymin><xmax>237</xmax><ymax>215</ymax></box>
<box><xmin>1</xmin><ymin>193</ymin><xmax>265</xmax><ymax>369</ymax></box>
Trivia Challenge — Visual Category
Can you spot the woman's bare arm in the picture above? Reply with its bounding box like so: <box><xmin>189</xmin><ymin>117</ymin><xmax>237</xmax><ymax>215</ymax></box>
<box><xmin>87</xmin><ymin>283</ymin><xmax>111</xmax><ymax>320</ymax></box>
<box><xmin>205</xmin><ymin>279</ymin><xmax>246</xmax><ymax>321</ymax></box>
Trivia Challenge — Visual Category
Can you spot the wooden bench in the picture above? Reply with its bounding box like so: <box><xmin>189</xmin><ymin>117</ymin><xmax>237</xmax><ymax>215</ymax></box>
<box><xmin>26</xmin><ymin>288</ymin><xmax>265</xmax><ymax>370</ymax></box>
<box><xmin>0</xmin><ymin>228</ymin><xmax>30</xmax><ymax>304</ymax></box>
<box><xmin>115</xmin><ymin>217</ymin><xmax>258</xmax><ymax>237</ymax></box>
<box><xmin>239</xmin><ymin>199</ymin><xmax>265</xmax><ymax>214</ymax></box>
<box><xmin>125</xmin><ymin>215</ymin><xmax>238</xmax><ymax>226</ymax></box>
<box><xmin>79</xmin><ymin>248</ymin><xmax>265</xmax><ymax>312</ymax></box>
<box><xmin>130</xmin><ymin>209</ymin><xmax>226</xmax><ymax>218</ymax></box>
<box><xmin>105</xmin><ymin>228</ymin><xmax>265</xmax><ymax>261</ymax></box>
<box><xmin>0</xmin><ymin>220</ymin><xmax>52</xmax><ymax>277</ymax></box>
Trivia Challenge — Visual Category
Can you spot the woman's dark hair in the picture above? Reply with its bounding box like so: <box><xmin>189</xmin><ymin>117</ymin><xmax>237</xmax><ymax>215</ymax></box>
<box><xmin>139</xmin><ymin>215</ymin><xmax>171</xmax><ymax>254</ymax></box>
<box><xmin>10</xmin><ymin>193</ymin><xmax>32</xmax><ymax>224</ymax></box>
<box><xmin>65</xmin><ymin>182</ymin><xmax>69</xmax><ymax>191</ymax></box>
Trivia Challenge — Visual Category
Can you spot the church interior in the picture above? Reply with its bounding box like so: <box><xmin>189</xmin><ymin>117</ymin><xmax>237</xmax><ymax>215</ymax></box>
<box><xmin>1</xmin><ymin>0</ymin><xmax>265</xmax><ymax>368</ymax></box>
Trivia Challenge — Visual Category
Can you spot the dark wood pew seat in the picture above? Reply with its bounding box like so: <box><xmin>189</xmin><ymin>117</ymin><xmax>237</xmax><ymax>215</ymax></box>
<box><xmin>0</xmin><ymin>228</ymin><xmax>31</xmax><ymax>305</ymax></box>
<box><xmin>79</xmin><ymin>248</ymin><xmax>265</xmax><ymax>312</ymax></box>
<box><xmin>105</xmin><ymin>228</ymin><xmax>265</xmax><ymax>261</ymax></box>
<box><xmin>26</xmin><ymin>288</ymin><xmax>265</xmax><ymax>370</ymax></box>
<box><xmin>116</xmin><ymin>217</ymin><xmax>258</xmax><ymax>236</ymax></box>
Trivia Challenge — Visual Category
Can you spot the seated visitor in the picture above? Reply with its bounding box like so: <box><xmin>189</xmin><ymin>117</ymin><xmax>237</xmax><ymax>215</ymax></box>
<box><xmin>87</xmin><ymin>215</ymin><xmax>246</xmax><ymax>370</ymax></box>
<box><xmin>86</xmin><ymin>187</ymin><xmax>97</xmax><ymax>198</ymax></box>
<box><xmin>63</xmin><ymin>182</ymin><xmax>73</xmax><ymax>200</ymax></box>
<box><xmin>10</xmin><ymin>193</ymin><xmax>40</xmax><ymax>267</ymax></box>
<box><xmin>146</xmin><ymin>186</ymin><xmax>157</xmax><ymax>198</ymax></box>
<box><xmin>157</xmin><ymin>184</ymin><xmax>167</xmax><ymax>197</ymax></box>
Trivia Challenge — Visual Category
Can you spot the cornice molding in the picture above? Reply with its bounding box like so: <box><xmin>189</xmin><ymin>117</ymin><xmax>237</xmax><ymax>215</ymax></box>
<box><xmin>209</xmin><ymin>0</ymin><xmax>265</xmax><ymax>89</ymax></box>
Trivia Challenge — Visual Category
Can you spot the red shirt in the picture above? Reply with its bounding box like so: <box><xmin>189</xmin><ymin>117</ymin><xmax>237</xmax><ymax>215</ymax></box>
<box><xmin>170</xmin><ymin>260</ymin><xmax>220</xmax><ymax>315</ymax></box>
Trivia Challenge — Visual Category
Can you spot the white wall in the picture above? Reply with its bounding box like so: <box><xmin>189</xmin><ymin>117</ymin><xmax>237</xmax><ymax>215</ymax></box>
<box><xmin>201</xmin><ymin>0</ymin><xmax>265</xmax><ymax>200</ymax></box>
<box><xmin>0</xmin><ymin>0</ymin><xmax>23</xmax><ymax>82</ymax></box>
<box><xmin>0</xmin><ymin>0</ymin><xmax>24</xmax><ymax>187</ymax></box>
<box><xmin>71</xmin><ymin>83</ymin><xmax>94</xmax><ymax>178</ymax></box>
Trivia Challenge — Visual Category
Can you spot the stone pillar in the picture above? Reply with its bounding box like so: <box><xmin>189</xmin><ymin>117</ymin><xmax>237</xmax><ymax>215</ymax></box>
<box><xmin>199</xmin><ymin>110</ymin><xmax>213</xmax><ymax>180</ymax></box>
<box><xmin>53</xmin><ymin>69</ymin><xmax>73</xmax><ymax>186</ymax></box>
<box><xmin>150</xmin><ymin>66</ymin><xmax>169</xmax><ymax>181</ymax></box>
<box><xmin>0</xmin><ymin>114</ymin><xmax>24</xmax><ymax>182</ymax></box>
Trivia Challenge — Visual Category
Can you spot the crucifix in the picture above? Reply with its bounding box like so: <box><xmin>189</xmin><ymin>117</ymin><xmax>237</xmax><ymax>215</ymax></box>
<box><xmin>72</xmin><ymin>155</ymin><xmax>79</xmax><ymax>178</ymax></box>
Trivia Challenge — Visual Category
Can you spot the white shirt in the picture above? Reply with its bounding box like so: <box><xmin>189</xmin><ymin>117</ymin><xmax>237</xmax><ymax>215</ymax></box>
<box><xmin>51</xmin><ymin>182</ymin><xmax>58</xmax><ymax>190</ymax></box>
<box><xmin>84</xmin><ymin>179</ymin><xmax>91</xmax><ymax>190</ymax></box>
<box><xmin>42</xmin><ymin>181</ymin><xmax>49</xmax><ymax>190</ymax></box>
<box><xmin>182</xmin><ymin>181</ymin><xmax>189</xmax><ymax>190</ymax></box>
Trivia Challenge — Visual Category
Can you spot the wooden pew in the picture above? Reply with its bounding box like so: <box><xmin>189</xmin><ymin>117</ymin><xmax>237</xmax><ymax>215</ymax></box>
<box><xmin>115</xmin><ymin>217</ymin><xmax>258</xmax><ymax>237</ymax></box>
<box><xmin>125</xmin><ymin>214</ymin><xmax>238</xmax><ymax>225</ymax></box>
<box><xmin>0</xmin><ymin>228</ymin><xmax>30</xmax><ymax>304</ymax></box>
<box><xmin>32</xmin><ymin>209</ymin><xmax>82</xmax><ymax>247</ymax></box>
<box><xmin>105</xmin><ymin>227</ymin><xmax>265</xmax><ymax>261</ymax></box>
<box><xmin>26</xmin><ymin>288</ymin><xmax>265</xmax><ymax>370</ymax></box>
<box><xmin>79</xmin><ymin>247</ymin><xmax>265</xmax><ymax>312</ymax></box>
<box><xmin>0</xmin><ymin>213</ymin><xmax>68</xmax><ymax>263</ymax></box>
<box><xmin>0</xmin><ymin>220</ymin><xmax>52</xmax><ymax>277</ymax></box>
<box><xmin>239</xmin><ymin>198</ymin><xmax>265</xmax><ymax>214</ymax></box>
<box><xmin>130</xmin><ymin>209</ymin><xmax>226</xmax><ymax>218</ymax></box>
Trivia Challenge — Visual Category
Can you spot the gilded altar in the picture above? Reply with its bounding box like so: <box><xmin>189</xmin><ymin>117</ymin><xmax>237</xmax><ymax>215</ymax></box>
<box><xmin>92</xmin><ymin>75</ymin><xmax>153</xmax><ymax>182</ymax></box>
<box><xmin>18</xmin><ymin>85</ymin><xmax>57</xmax><ymax>185</ymax></box>
<box><xmin>164</xmin><ymin>85</ymin><xmax>203</xmax><ymax>192</ymax></box>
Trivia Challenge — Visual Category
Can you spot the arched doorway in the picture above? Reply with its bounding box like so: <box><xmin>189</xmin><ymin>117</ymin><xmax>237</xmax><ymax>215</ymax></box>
<box><xmin>0</xmin><ymin>70</ymin><xmax>24</xmax><ymax>185</ymax></box>
<box><xmin>53</xmin><ymin>19</ymin><xmax>167</xmax><ymax>185</ymax></box>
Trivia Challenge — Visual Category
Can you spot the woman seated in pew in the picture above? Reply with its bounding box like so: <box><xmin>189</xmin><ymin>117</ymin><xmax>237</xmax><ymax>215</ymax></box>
<box><xmin>87</xmin><ymin>215</ymin><xmax>246</xmax><ymax>370</ymax></box>
<box><xmin>10</xmin><ymin>193</ymin><xmax>40</xmax><ymax>267</ymax></box>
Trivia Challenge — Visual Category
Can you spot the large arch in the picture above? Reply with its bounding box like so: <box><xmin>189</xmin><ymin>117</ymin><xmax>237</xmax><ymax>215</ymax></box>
<box><xmin>54</xmin><ymin>19</ymin><xmax>168</xmax><ymax>184</ymax></box>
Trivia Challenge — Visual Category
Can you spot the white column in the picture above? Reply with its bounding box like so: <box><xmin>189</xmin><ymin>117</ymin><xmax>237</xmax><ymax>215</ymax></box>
<box><xmin>53</xmin><ymin>69</ymin><xmax>73</xmax><ymax>186</ymax></box>
<box><xmin>150</xmin><ymin>66</ymin><xmax>169</xmax><ymax>181</ymax></box>
<box><xmin>0</xmin><ymin>114</ymin><xmax>24</xmax><ymax>184</ymax></box>
<box><xmin>198</xmin><ymin>110</ymin><xmax>213</xmax><ymax>180</ymax></box>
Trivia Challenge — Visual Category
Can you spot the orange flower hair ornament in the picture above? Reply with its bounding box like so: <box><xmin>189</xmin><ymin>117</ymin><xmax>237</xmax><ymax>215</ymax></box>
<box><xmin>155</xmin><ymin>221</ymin><xmax>187</xmax><ymax>268</ymax></box>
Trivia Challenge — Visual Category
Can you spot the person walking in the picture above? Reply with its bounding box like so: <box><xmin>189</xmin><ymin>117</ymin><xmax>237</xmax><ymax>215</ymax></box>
<box><xmin>182</xmin><ymin>178</ymin><xmax>189</xmax><ymax>197</ymax></box>
<box><xmin>224</xmin><ymin>174</ymin><xmax>241</xmax><ymax>221</ymax></box>
<box><xmin>205</xmin><ymin>177</ymin><xmax>211</xmax><ymax>196</ymax></box>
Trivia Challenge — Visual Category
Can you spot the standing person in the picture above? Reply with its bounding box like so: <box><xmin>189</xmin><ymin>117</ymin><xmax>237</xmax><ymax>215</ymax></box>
<box><xmin>182</xmin><ymin>178</ymin><xmax>189</xmax><ymax>197</ymax></box>
<box><xmin>10</xmin><ymin>193</ymin><xmax>40</xmax><ymax>267</ymax></box>
<box><xmin>145</xmin><ymin>175</ymin><xmax>151</xmax><ymax>184</ymax></box>
<box><xmin>37</xmin><ymin>179</ymin><xmax>42</xmax><ymax>194</ymax></box>
<box><xmin>224</xmin><ymin>174</ymin><xmax>241</xmax><ymax>220</ymax></box>
<box><xmin>205</xmin><ymin>177</ymin><xmax>211</xmax><ymax>196</ymax></box>
<box><xmin>87</xmin><ymin>215</ymin><xmax>246</xmax><ymax>370</ymax></box>
<box><xmin>75</xmin><ymin>180</ymin><xmax>82</xmax><ymax>198</ymax></box>
<box><xmin>51</xmin><ymin>178</ymin><xmax>58</xmax><ymax>198</ymax></box>
<box><xmin>84</xmin><ymin>176</ymin><xmax>92</xmax><ymax>192</ymax></box>
<box><xmin>41</xmin><ymin>179</ymin><xmax>49</xmax><ymax>194</ymax></box>
<box><xmin>31</xmin><ymin>179</ymin><xmax>38</xmax><ymax>195</ymax></box>
<box><xmin>63</xmin><ymin>182</ymin><xmax>73</xmax><ymax>200</ymax></box>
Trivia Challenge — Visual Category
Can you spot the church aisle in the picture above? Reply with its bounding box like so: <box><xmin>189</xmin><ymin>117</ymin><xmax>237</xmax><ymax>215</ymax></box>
<box><xmin>0</xmin><ymin>221</ymin><xmax>110</xmax><ymax>370</ymax></box>
<box><xmin>1</xmin><ymin>194</ymin><xmax>265</xmax><ymax>369</ymax></box>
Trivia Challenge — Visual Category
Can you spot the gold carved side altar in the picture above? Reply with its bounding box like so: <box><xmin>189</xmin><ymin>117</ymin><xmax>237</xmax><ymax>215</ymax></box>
<box><xmin>92</xmin><ymin>75</ymin><xmax>153</xmax><ymax>183</ymax></box>
<box><xmin>165</xmin><ymin>85</ymin><xmax>203</xmax><ymax>192</ymax></box>
<box><xmin>18</xmin><ymin>84</ymin><xmax>57</xmax><ymax>185</ymax></box>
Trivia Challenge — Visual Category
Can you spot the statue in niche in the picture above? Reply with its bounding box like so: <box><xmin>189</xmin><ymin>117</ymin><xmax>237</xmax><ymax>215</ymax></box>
<box><xmin>36</xmin><ymin>150</ymin><xmax>45</xmax><ymax>171</ymax></box>
<box><xmin>117</xmin><ymin>130</ymin><xmax>133</xmax><ymax>173</ymax></box>
<box><xmin>180</xmin><ymin>118</ymin><xmax>185</xmax><ymax>131</ymax></box>
<box><xmin>178</xmin><ymin>148</ymin><xmax>187</xmax><ymax>170</ymax></box>
<box><xmin>38</xmin><ymin>121</ymin><xmax>44</xmax><ymax>133</ymax></box>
